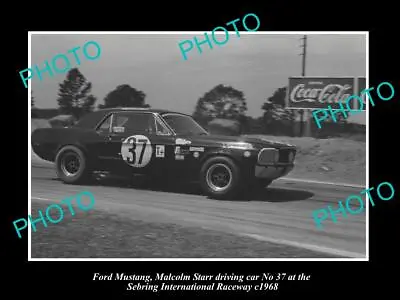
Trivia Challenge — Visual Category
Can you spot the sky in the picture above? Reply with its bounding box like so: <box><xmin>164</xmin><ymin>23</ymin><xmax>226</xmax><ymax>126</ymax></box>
<box><xmin>30</xmin><ymin>33</ymin><xmax>367</xmax><ymax>124</ymax></box>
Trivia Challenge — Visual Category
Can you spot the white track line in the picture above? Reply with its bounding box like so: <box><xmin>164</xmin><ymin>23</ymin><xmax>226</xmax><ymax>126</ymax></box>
<box><xmin>279</xmin><ymin>177</ymin><xmax>365</xmax><ymax>189</ymax></box>
<box><xmin>240</xmin><ymin>233</ymin><xmax>365</xmax><ymax>258</ymax></box>
<box><xmin>31</xmin><ymin>196</ymin><xmax>365</xmax><ymax>259</ymax></box>
<box><xmin>32</xmin><ymin>197</ymin><xmax>58</xmax><ymax>202</ymax></box>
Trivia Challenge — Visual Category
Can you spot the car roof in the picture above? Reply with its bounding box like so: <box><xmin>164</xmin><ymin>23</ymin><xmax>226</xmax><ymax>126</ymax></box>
<box><xmin>96</xmin><ymin>107</ymin><xmax>191</xmax><ymax>117</ymax></box>
<box><xmin>74</xmin><ymin>107</ymin><xmax>192</xmax><ymax>129</ymax></box>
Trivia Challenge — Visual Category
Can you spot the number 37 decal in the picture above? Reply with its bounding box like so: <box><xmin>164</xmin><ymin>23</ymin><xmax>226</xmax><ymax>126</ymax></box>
<box><xmin>121</xmin><ymin>135</ymin><xmax>153</xmax><ymax>168</ymax></box>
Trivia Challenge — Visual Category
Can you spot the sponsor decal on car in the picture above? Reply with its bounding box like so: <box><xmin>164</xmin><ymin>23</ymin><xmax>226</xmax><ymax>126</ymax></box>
<box><xmin>189</xmin><ymin>146</ymin><xmax>205</xmax><ymax>152</ymax></box>
<box><xmin>155</xmin><ymin>145</ymin><xmax>165</xmax><ymax>158</ymax></box>
<box><xmin>193</xmin><ymin>152</ymin><xmax>200</xmax><ymax>158</ymax></box>
<box><xmin>121</xmin><ymin>135</ymin><xmax>153</xmax><ymax>168</ymax></box>
<box><xmin>175</xmin><ymin>138</ymin><xmax>191</xmax><ymax>145</ymax></box>
<box><xmin>175</xmin><ymin>146</ymin><xmax>190</xmax><ymax>155</ymax></box>
<box><xmin>175</xmin><ymin>155</ymin><xmax>185</xmax><ymax>160</ymax></box>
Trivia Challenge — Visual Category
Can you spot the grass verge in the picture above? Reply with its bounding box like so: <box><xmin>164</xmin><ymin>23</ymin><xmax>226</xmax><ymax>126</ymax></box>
<box><xmin>31</xmin><ymin>201</ymin><xmax>338</xmax><ymax>258</ymax></box>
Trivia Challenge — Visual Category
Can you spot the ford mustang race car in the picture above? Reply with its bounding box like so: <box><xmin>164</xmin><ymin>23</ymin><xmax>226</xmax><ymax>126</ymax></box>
<box><xmin>31</xmin><ymin>108</ymin><xmax>297</xmax><ymax>199</ymax></box>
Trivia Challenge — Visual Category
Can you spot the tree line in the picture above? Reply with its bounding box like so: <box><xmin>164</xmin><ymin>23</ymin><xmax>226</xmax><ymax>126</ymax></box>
<box><xmin>31</xmin><ymin>68</ymin><xmax>358</xmax><ymax>138</ymax></box>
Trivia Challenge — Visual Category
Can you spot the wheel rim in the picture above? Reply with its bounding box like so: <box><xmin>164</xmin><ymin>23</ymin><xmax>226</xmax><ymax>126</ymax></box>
<box><xmin>206</xmin><ymin>163</ymin><xmax>233</xmax><ymax>192</ymax></box>
<box><xmin>60</xmin><ymin>152</ymin><xmax>81</xmax><ymax>176</ymax></box>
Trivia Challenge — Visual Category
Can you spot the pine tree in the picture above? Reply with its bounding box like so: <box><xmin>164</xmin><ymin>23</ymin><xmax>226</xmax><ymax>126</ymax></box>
<box><xmin>57</xmin><ymin>68</ymin><xmax>97</xmax><ymax>119</ymax></box>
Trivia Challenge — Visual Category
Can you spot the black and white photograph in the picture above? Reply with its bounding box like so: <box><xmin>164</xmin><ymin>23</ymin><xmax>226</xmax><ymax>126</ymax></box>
<box><xmin>28</xmin><ymin>32</ymin><xmax>368</xmax><ymax>260</ymax></box>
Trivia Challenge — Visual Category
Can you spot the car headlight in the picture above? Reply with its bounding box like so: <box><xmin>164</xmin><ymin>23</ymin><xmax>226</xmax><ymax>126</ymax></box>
<box><xmin>224</xmin><ymin>142</ymin><xmax>255</xmax><ymax>150</ymax></box>
<box><xmin>258</xmin><ymin>148</ymin><xmax>279</xmax><ymax>165</ymax></box>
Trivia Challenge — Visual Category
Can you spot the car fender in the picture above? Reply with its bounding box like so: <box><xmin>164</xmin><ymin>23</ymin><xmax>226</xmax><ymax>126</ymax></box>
<box><xmin>199</xmin><ymin>148</ymin><xmax>252</xmax><ymax>170</ymax></box>
<box><xmin>55</xmin><ymin>142</ymin><xmax>89</xmax><ymax>159</ymax></box>
<box><xmin>54</xmin><ymin>132</ymin><xmax>99</xmax><ymax>165</ymax></box>
<box><xmin>32</xmin><ymin>127</ymin><xmax>96</xmax><ymax>162</ymax></box>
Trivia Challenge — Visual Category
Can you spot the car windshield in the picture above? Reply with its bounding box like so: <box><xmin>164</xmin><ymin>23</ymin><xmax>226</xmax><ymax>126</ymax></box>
<box><xmin>162</xmin><ymin>113</ymin><xmax>209</xmax><ymax>136</ymax></box>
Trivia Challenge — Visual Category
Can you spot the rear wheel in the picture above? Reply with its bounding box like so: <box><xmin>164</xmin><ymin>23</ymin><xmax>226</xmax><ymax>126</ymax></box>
<box><xmin>55</xmin><ymin>145</ymin><xmax>91</xmax><ymax>184</ymax></box>
<box><xmin>199</xmin><ymin>156</ymin><xmax>242</xmax><ymax>200</ymax></box>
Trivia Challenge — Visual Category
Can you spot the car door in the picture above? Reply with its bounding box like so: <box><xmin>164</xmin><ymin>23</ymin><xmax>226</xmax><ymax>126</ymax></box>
<box><xmin>93</xmin><ymin>112</ymin><xmax>127</xmax><ymax>171</ymax></box>
<box><xmin>106</xmin><ymin>111</ymin><xmax>160</xmax><ymax>174</ymax></box>
<box><xmin>151</xmin><ymin>114</ymin><xmax>177</xmax><ymax>174</ymax></box>
<box><xmin>94</xmin><ymin>111</ymin><xmax>176</xmax><ymax>175</ymax></box>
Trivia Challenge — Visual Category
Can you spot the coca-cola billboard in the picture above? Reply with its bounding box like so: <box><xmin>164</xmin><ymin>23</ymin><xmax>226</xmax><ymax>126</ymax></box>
<box><xmin>285</xmin><ymin>77</ymin><xmax>366</xmax><ymax>110</ymax></box>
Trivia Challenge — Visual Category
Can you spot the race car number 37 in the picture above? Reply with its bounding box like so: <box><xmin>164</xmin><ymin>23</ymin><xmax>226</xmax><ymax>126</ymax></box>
<box><xmin>121</xmin><ymin>135</ymin><xmax>153</xmax><ymax>168</ymax></box>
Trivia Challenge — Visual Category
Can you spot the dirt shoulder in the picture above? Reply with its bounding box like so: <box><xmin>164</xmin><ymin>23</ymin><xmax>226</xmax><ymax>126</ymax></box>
<box><xmin>246</xmin><ymin>135</ymin><xmax>366</xmax><ymax>185</ymax></box>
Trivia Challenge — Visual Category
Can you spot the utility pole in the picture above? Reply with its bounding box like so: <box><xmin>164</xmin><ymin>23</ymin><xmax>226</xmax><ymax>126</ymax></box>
<box><xmin>299</xmin><ymin>35</ymin><xmax>310</xmax><ymax>137</ymax></box>
<box><xmin>301</xmin><ymin>35</ymin><xmax>307</xmax><ymax>77</ymax></box>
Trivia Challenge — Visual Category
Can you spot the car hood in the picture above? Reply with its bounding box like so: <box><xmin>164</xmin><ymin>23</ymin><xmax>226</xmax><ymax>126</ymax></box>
<box><xmin>181</xmin><ymin>134</ymin><xmax>296</xmax><ymax>149</ymax></box>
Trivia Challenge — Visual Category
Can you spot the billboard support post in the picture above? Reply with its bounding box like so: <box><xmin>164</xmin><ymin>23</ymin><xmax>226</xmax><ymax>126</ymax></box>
<box><xmin>353</xmin><ymin>77</ymin><xmax>359</xmax><ymax>111</ymax></box>
<box><xmin>299</xmin><ymin>35</ymin><xmax>308</xmax><ymax>137</ymax></box>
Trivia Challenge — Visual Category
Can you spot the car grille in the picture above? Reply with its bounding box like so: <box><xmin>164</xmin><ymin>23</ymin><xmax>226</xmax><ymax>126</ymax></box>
<box><xmin>278</xmin><ymin>148</ymin><xmax>295</xmax><ymax>163</ymax></box>
<box><xmin>258</xmin><ymin>148</ymin><xmax>278</xmax><ymax>165</ymax></box>
<box><xmin>258</xmin><ymin>148</ymin><xmax>296</xmax><ymax>165</ymax></box>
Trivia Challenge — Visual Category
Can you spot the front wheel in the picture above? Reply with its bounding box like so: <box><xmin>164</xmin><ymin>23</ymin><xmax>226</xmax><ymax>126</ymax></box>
<box><xmin>253</xmin><ymin>178</ymin><xmax>272</xmax><ymax>189</ymax></box>
<box><xmin>55</xmin><ymin>145</ymin><xmax>91</xmax><ymax>184</ymax></box>
<box><xmin>248</xmin><ymin>178</ymin><xmax>272</xmax><ymax>195</ymax></box>
<box><xmin>199</xmin><ymin>156</ymin><xmax>242</xmax><ymax>200</ymax></box>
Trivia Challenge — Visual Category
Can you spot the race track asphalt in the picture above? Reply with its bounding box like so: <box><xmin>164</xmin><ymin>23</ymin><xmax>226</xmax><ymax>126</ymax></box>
<box><xmin>30</xmin><ymin>163</ymin><xmax>367</xmax><ymax>258</ymax></box>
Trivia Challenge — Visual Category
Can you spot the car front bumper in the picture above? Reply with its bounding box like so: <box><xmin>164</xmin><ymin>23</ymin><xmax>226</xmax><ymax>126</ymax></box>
<box><xmin>254</xmin><ymin>164</ymin><xmax>294</xmax><ymax>179</ymax></box>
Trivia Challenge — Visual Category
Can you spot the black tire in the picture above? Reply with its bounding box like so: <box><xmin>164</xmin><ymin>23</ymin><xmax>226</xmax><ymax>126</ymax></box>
<box><xmin>253</xmin><ymin>178</ymin><xmax>272</xmax><ymax>189</ymax></box>
<box><xmin>248</xmin><ymin>178</ymin><xmax>272</xmax><ymax>195</ymax></box>
<box><xmin>199</xmin><ymin>156</ymin><xmax>242</xmax><ymax>200</ymax></box>
<box><xmin>55</xmin><ymin>145</ymin><xmax>91</xmax><ymax>184</ymax></box>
